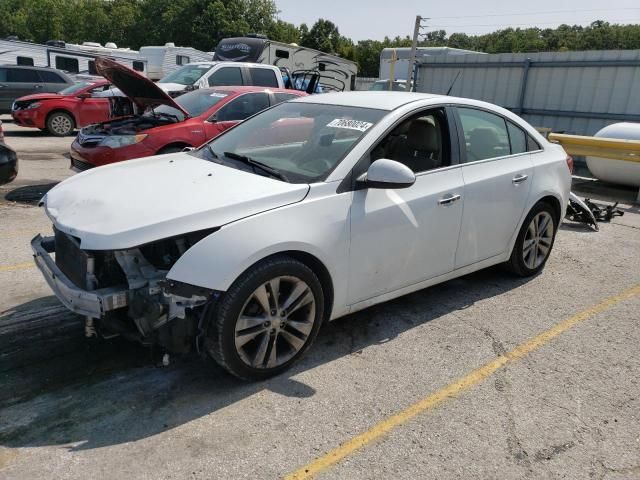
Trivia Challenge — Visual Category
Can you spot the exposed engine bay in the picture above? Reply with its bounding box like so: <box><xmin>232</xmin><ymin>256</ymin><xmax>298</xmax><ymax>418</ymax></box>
<box><xmin>80</xmin><ymin>113</ymin><xmax>177</xmax><ymax>137</ymax></box>
<box><xmin>45</xmin><ymin>228</ymin><xmax>218</xmax><ymax>353</ymax></box>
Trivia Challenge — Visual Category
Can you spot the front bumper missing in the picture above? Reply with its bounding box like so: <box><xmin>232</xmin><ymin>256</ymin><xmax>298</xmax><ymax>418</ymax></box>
<box><xmin>31</xmin><ymin>234</ymin><xmax>128</xmax><ymax>318</ymax></box>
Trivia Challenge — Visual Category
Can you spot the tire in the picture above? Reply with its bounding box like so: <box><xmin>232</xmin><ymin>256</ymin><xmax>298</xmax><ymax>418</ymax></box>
<box><xmin>46</xmin><ymin>112</ymin><xmax>75</xmax><ymax>137</ymax></box>
<box><xmin>206</xmin><ymin>255</ymin><xmax>324</xmax><ymax>380</ymax></box>
<box><xmin>506</xmin><ymin>201</ymin><xmax>558</xmax><ymax>277</ymax></box>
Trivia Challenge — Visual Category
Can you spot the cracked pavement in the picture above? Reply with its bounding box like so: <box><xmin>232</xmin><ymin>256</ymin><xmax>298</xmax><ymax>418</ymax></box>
<box><xmin>0</xmin><ymin>121</ymin><xmax>639</xmax><ymax>479</ymax></box>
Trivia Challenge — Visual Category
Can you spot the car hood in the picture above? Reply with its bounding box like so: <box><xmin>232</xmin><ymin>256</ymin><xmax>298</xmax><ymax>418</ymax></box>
<box><xmin>44</xmin><ymin>153</ymin><xmax>310</xmax><ymax>250</ymax></box>
<box><xmin>96</xmin><ymin>57</ymin><xmax>189</xmax><ymax>117</ymax></box>
<box><xmin>14</xmin><ymin>93</ymin><xmax>61</xmax><ymax>103</ymax></box>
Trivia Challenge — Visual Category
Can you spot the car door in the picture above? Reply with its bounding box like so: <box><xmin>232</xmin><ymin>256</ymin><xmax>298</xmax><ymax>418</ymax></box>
<box><xmin>453</xmin><ymin>106</ymin><xmax>534</xmax><ymax>268</ymax></box>
<box><xmin>75</xmin><ymin>84</ymin><xmax>113</xmax><ymax>126</ymax></box>
<box><xmin>205</xmin><ymin>92</ymin><xmax>270</xmax><ymax>137</ymax></box>
<box><xmin>1</xmin><ymin>68</ymin><xmax>43</xmax><ymax>111</ymax></box>
<box><xmin>347</xmin><ymin>107</ymin><xmax>465</xmax><ymax>305</ymax></box>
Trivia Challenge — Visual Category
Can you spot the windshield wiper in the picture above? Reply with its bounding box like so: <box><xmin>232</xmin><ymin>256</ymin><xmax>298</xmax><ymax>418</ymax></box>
<box><xmin>223</xmin><ymin>152</ymin><xmax>289</xmax><ymax>182</ymax></box>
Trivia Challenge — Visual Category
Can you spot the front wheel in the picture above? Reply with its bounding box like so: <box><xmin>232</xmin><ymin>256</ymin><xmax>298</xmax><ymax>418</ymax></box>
<box><xmin>205</xmin><ymin>256</ymin><xmax>324</xmax><ymax>380</ymax></box>
<box><xmin>46</xmin><ymin>112</ymin><xmax>75</xmax><ymax>136</ymax></box>
<box><xmin>506</xmin><ymin>202</ymin><xmax>558</xmax><ymax>277</ymax></box>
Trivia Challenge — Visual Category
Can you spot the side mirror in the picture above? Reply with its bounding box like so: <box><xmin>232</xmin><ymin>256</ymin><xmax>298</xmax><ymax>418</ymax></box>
<box><xmin>77</xmin><ymin>92</ymin><xmax>91</xmax><ymax>99</ymax></box>
<box><xmin>207</xmin><ymin>113</ymin><xmax>218</xmax><ymax>123</ymax></box>
<box><xmin>356</xmin><ymin>159</ymin><xmax>416</xmax><ymax>190</ymax></box>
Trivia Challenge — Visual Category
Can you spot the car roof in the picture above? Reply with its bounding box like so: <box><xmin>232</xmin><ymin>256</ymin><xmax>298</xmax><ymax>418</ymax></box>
<box><xmin>292</xmin><ymin>91</ymin><xmax>446</xmax><ymax>111</ymax></box>
<box><xmin>198</xmin><ymin>86</ymin><xmax>305</xmax><ymax>95</ymax></box>
<box><xmin>184</xmin><ymin>61</ymin><xmax>277</xmax><ymax>69</ymax></box>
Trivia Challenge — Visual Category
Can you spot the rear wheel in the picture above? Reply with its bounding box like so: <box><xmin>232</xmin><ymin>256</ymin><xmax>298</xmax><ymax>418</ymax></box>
<box><xmin>157</xmin><ymin>145</ymin><xmax>187</xmax><ymax>155</ymax></box>
<box><xmin>206</xmin><ymin>256</ymin><xmax>324</xmax><ymax>380</ymax></box>
<box><xmin>506</xmin><ymin>202</ymin><xmax>558</xmax><ymax>277</ymax></box>
<box><xmin>46</xmin><ymin>112</ymin><xmax>75</xmax><ymax>136</ymax></box>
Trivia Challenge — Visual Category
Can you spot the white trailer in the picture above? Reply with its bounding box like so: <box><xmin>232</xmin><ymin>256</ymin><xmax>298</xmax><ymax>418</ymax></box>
<box><xmin>0</xmin><ymin>39</ymin><xmax>147</xmax><ymax>77</ymax></box>
<box><xmin>139</xmin><ymin>43</ymin><xmax>212</xmax><ymax>81</ymax></box>
<box><xmin>213</xmin><ymin>36</ymin><xmax>358</xmax><ymax>91</ymax></box>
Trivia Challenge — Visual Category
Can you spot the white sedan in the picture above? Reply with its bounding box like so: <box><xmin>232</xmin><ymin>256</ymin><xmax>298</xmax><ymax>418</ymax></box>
<box><xmin>32</xmin><ymin>92</ymin><xmax>571</xmax><ymax>379</ymax></box>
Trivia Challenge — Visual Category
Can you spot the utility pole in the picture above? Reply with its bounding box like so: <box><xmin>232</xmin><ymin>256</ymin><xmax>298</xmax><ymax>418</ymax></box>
<box><xmin>406</xmin><ymin>15</ymin><xmax>421</xmax><ymax>91</ymax></box>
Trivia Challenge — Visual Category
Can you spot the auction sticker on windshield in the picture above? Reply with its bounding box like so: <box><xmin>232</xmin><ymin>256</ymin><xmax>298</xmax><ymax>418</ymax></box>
<box><xmin>210</xmin><ymin>93</ymin><xmax>228</xmax><ymax>98</ymax></box>
<box><xmin>326</xmin><ymin>119</ymin><xmax>373</xmax><ymax>132</ymax></box>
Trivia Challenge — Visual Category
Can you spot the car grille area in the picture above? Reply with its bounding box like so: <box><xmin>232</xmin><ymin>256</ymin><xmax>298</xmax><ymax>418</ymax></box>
<box><xmin>54</xmin><ymin>228</ymin><xmax>89</xmax><ymax>289</ymax></box>
<box><xmin>70</xmin><ymin>156</ymin><xmax>94</xmax><ymax>171</ymax></box>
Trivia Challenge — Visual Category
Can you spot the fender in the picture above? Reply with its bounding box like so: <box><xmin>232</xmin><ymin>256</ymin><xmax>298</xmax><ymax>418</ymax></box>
<box><xmin>167</xmin><ymin>183</ymin><xmax>353</xmax><ymax>319</ymax></box>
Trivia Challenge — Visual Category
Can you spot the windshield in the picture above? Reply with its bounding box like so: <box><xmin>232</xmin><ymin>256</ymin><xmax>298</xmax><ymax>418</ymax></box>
<box><xmin>147</xmin><ymin>89</ymin><xmax>229</xmax><ymax>121</ymax></box>
<box><xmin>192</xmin><ymin>102</ymin><xmax>386</xmax><ymax>183</ymax></box>
<box><xmin>59</xmin><ymin>82</ymin><xmax>95</xmax><ymax>95</ymax></box>
<box><xmin>159</xmin><ymin>65</ymin><xmax>211</xmax><ymax>85</ymax></box>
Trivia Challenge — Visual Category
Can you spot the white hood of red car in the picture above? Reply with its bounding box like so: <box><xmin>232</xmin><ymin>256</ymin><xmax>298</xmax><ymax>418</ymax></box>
<box><xmin>44</xmin><ymin>154</ymin><xmax>309</xmax><ymax>250</ymax></box>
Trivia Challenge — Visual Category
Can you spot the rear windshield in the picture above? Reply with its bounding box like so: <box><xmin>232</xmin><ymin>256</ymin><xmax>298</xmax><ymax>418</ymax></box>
<box><xmin>149</xmin><ymin>89</ymin><xmax>229</xmax><ymax>121</ymax></box>
<box><xmin>159</xmin><ymin>65</ymin><xmax>211</xmax><ymax>85</ymax></box>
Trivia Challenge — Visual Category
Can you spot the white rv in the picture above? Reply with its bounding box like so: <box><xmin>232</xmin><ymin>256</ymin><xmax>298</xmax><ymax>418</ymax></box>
<box><xmin>0</xmin><ymin>39</ymin><xmax>147</xmax><ymax>77</ymax></box>
<box><xmin>213</xmin><ymin>35</ymin><xmax>358</xmax><ymax>91</ymax></box>
<box><xmin>139</xmin><ymin>43</ymin><xmax>212</xmax><ymax>80</ymax></box>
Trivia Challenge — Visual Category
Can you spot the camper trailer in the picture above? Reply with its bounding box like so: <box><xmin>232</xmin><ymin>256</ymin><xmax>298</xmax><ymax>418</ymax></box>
<box><xmin>0</xmin><ymin>39</ymin><xmax>147</xmax><ymax>77</ymax></box>
<box><xmin>139</xmin><ymin>44</ymin><xmax>212</xmax><ymax>81</ymax></box>
<box><xmin>214</xmin><ymin>36</ymin><xmax>358</xmax><ymax>92</ymax></box>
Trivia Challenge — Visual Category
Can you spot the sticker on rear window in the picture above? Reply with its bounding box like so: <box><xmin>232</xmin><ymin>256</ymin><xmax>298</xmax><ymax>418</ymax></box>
<box><xmin>326</xmin><ymin>119</ymin><xmax>373</xmax><ymax>132</ymax></box>
<box><xmin>210</xmin><ymin>93</ymin><xmax>228</xmax><ymax>98</ymax></box>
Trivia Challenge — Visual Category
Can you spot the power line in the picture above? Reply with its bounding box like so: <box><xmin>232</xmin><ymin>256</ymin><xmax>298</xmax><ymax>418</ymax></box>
<box><xmin>428</xmin><ymin>7</ymin><xmax>640</xmax><ymax>20</ymax></box>
<box><xmin>429</xmin><ymin>18</ymin><xmax>640</xmax><ymax>29</ymax></box>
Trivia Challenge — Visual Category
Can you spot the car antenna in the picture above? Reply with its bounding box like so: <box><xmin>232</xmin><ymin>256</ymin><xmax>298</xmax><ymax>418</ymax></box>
<box><xmin>446</xmin><ymin>70</ymin><xmax>462</xmax><ymax>96</ymax></box>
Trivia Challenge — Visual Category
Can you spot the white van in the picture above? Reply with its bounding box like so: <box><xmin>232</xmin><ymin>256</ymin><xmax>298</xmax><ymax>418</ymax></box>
<box><xmin>157</xmin><ymin>61</ymin><xmax>284</xmax><ymax>96</ymax></box>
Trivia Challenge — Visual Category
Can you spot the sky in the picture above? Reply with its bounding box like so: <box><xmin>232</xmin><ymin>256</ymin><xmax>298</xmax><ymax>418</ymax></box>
<box><xmin>274</xmin><ymin>0</ymin><xmax>640</xmax><ymax>41</ymax></box>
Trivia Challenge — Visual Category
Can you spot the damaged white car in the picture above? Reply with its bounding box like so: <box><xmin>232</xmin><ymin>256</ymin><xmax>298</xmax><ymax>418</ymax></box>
<box><xmin>32</xmin><ymin>92</ymin><xmax>571</xmax><ymax>380</ymax></box>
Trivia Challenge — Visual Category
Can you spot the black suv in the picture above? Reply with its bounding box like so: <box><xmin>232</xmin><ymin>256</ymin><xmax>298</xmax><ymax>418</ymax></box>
<box><xmin>0</xmin><ymin>65</ymin><xmax>74</xmax><ymax>113</ymax></box>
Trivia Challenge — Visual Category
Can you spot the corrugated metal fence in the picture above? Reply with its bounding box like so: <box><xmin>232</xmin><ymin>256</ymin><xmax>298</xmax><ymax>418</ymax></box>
<box><xmin>417</xmin><ymin>50</ymin><xmax>640</xmax><ymax>135</ymax></box>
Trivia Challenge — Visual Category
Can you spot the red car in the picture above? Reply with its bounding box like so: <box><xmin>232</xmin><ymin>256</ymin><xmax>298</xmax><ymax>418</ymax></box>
<box><xmin>70</xmin><ymin>58</ymin><xmax>306</xmax><ymax>171</ymax></box>
<box><xmin>11</xmin><ymin>80</ymin><xmax>116</xmax><ymax>136</ymax></box>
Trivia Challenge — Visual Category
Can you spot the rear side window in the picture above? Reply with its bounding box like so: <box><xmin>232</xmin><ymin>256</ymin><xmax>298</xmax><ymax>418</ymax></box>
<box><xmin>507</xmin><ymin>122</ymin><xmax>527</xmax><ymax>155</ymax></box>
<box><xmin>527</xmin><ymin>135</ymin><xmax>541</xmax><ymax>151</ymax></box>
<box><xmin>0</xmin><ymin>69</ymin><xmax>6</xmax><ymax>82</ymax></box>
<box><xmin>274</xmin><ymin>93</ymin><xmax>299</xmax><ymax>104</ymax></box>
<box><xmin>216</xmin><ymin>93</ymin><xmax>270</xmax><ymax>121</ymax></box>
<box><xmin>457</xmin><ymin>107</ymin><xmax>510</xmax><ymax>161</ymax></box>
<box><xmin>55</xmin><ymin>56</ymin><xmax>79</xmax><ymax>73</ymax></box>
<box><xmin>250</xmin><ymin>68</ymin><xmax>279</xmax><ymax>87</ymax></box>
<box><xmin>17</xmin><ymin>56</ymin><xmax>34</xmax><ymax>66</ymax></box>
<box><xmin>208</xmin><ymin>67</ymin><xmax>243</xmax><ymax>87</ymax></box>
<box><xmin>39</xmin><ymin>70</ymin><xmax>67</xmax><ymax>83</ymax></box>
<box><xmin>133</xmin><ymin>61</ymin><xmax>144</xmax><ymax>72</ymax></box>
<box><xmin>7</xmin><ymin>68</ymin><xmax>41</xmax><ymax>82</ymax></box>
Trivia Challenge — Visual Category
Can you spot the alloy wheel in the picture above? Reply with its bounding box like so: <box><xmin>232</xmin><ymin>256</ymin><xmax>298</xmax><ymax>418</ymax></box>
<box><xmin>234</xmin><ymin>275</ymin><xmax>316</xmax><ymax>369</ymax></box>
<box><xmin>522</xmin><ymin>211</ymin><xmax>554</xmax><ymax>269</ymax></box>
<box><xmin>50</xmin><ymin>115</ymin><xmax>72</xmax><ymax>135</ymax></box>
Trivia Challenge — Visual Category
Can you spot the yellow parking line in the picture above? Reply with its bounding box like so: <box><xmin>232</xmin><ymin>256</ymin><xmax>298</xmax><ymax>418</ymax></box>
<box><xmin>0</xmin><ymin>261</ymin><xmax>34</xmax><ymax>272</ymax></box>
<box><xmin>284</xmin><ymin>284</ymin><xmax>640</xmax><ymax>480</ymax></box>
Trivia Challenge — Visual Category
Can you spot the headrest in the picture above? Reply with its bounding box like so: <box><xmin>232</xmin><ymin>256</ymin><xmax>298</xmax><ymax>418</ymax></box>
<box><xmin>469</xmin><ymin>127</ymin><xmax>500</xmax><ymax>145</ymax></box>
<box><xmin>406</xmin><ymin>119</ymin><xmax>439</xmax><ymax>152</ymax></box>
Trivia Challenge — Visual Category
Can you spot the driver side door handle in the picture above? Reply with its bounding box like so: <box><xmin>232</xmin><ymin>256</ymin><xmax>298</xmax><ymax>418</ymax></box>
<box><xmin>512</xmin><ymin>174</ymin><xmax>529</xmax><ymax>184</ymax></box>
<box><xmin>438</xmin><ymin>193</ymin><xmax>462</xmax><ymax>206</ymax></box>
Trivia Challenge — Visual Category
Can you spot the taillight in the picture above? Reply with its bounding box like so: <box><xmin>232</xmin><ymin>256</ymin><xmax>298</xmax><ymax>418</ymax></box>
<box><xmin>566</xmin><ymin>155</ymin><xmax>574</xmax><ymax>174</ymax></box>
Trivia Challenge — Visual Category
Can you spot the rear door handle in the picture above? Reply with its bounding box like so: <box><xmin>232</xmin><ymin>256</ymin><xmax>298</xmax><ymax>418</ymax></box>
<box><xmin>512</xmin><ymin>174</ymin><xmax>528</xmax><ymax>184</ymax></box>
<box><xmin>438</xmin><ymin>193</ymin><xmax>462</xmax><ymax>205</ymax></box>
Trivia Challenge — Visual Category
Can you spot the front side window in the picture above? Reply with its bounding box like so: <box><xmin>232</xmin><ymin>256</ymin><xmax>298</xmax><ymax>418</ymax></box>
<box><xmin>457</xmin><ymin>107</ymin><xmax>510</xmax><ymax>162</ymax></box>
<box><xmin>208</xmin><ymin>67</ymin><xmax>243</xmax><ymax>87</ymax></box>
<box><xmin>216</xmin><ymin>93</ymin><xmax>270</xmax><ymax>122</ymax></box>
<box><xmin>250</xmin><ymin>68</ymin><xmax>278</xmax><ymax>87</ymax></box>
<box><xmin>55</xmin><ymin>56</ymin><xmax>79</xmax><ymax>73</ymax></box>
<box><xmin>370</xmin><ymin>108</ymin><xmax>450</xmax><ymax>173</ymax></box>
<box><xmin>7</xmin><ymin>68</ymin><xmax>41</xmax><ymax>82</ymax></box>
<box><xmin>59</xmin><ymin>82</ymin><xmax>95</xmax><ymax>95</ymax></box>
<box><xmin>159</xmin><ymin>65</ymin><xmax>210</xmax><ymax>86</ymax></box>
<box><xmin>193</xmin><ymin>102</ymin><xmax>386</xmax><ymax>183</ymax></box>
